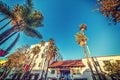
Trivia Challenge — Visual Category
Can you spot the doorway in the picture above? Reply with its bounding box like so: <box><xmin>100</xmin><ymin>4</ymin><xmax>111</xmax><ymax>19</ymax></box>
<box><xmin>59</xmin><ymin>69</ymin><xmax>71</xmax><ymax>80</ymax></box>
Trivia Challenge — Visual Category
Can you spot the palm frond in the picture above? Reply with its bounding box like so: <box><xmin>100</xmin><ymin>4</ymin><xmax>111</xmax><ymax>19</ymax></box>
<box><xmin>22</xmin><ymin>0</ymin><xmax>33</xmax><ymax>18</ymax></box>
<box><xmin>25</xmin><ymin>10</ymin><xmax>43</xmax><ymax>28</ymax></box>
<box><xmin>0</xmin><ymin>17</ymin><xmax>8</xmax><ymax>22</ymax></box>
<box><xmin>0</xmin><ymin>32</ymin><xmax>17</xmax><ymax>45</ymax></box>
<box><xmin>26</xmin><ymin>0</ymin><xmax>33</xmax><ymax>9</ymax></box>
<box><xmin>75</xmin><ymin>32</ymin><xmax>87</xmax><ymax>44</ymax></box>
<box><xmin>0</xmin><ymin>26</ymin><xmax>15</xmax><ymax>41</ymax></box>
<box><xmin>0</xmin><ymin>1</ymin><xmax>15</xmax><ymax>19</ymax></box>
<box><xmin>24</xmin><ymin>27</ymin><xmax>42</xmax><ymax>39</ymax></box>
<box><xmin>0</xmin><ymin>20</ymin><xmax>11</xmax><ymax>30</ymax></box>
<box><xmin>6</xmin><ymin>33</ymin><xmax>20</xmax><ymax>52</ymax></box>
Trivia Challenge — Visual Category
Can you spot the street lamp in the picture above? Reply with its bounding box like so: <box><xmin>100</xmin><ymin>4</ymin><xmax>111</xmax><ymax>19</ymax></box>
<box><xmin>75</xmin><ymin>24</ymin><xmax>96</xmax><ymax>80</ymax></box>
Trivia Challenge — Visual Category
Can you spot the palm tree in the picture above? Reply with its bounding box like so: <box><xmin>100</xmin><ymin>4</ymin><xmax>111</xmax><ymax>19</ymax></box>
<box><xmin>75</xmin><ymin>24</ymin><xmax>96</xmax><ymax>80</ymax></box>
<box><xmin>40</xmin><ymin>40</ymin><xmax>45</xmax><ymax>47</ymax></box>
<box><xmin>2</xmin><ymin>45</ymin><xmax>28</xmax><ymax>79</ymax></box>
<box><xmin>29</xmin><ymin>46</ymin><xmax>41</xmax><ymax>71</ymax></box>
<box><xmin>97</xmin><ymin>0</ymin><xmax>120</xmax><ymax>24</ymax></box>
<box><xmin>44</xmin><ymin>38</ymin><xmax>58</xmax><ymax>80</ymax></box>
<box><xmin>0</xmin><ymin>0</ymin><xmax>43</xmax><ymax>53</ymax></box>
<box><xmin>9</xmin><ymin>53</ymin><xmax>24</xmax><ymax>79</ymax></box>
<box><xmin>0</xmin><ymin>52</ymin><xmax>19</xmax><ymax>79</ymax></box>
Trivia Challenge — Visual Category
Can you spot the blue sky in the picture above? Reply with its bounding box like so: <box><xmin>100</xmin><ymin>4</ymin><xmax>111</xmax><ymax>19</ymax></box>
<box><xmin>0</xmin><ymin>0</ymin><xmax>120</xmax><ymax>60</ymax></box>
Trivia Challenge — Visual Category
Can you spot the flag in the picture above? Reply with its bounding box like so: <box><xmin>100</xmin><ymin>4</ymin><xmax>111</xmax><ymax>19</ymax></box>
<box><xmin>0</xmin><ymin>49</ymin><xmax>8</xmax><ymax>57</ymax></box>
<box><xmin>25</xmin><ymin>64</ymin><xmax>30</xmax><ymax>72</ymax></box>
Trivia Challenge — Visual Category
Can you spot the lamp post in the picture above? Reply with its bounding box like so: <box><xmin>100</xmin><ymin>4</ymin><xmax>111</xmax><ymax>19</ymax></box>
<box><xmin>75</xmin><ymin>24</ymin><xmax>96</xmax><ymax>80</ymax></box>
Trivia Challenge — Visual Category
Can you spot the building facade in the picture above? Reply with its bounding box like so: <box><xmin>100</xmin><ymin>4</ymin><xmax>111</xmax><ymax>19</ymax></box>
<box><xmin>6</xmin><ymin>42</ymin><xmax>62</xmax><ymax>80</ymax></box>
<box><xmin>4</xmin><ymin>41</ymin><xmax>120</xmax><ymax>80</ymax></box>
<box><xmin>47</xmin><ymin>55</ymin><xmax>120</xmax><ymax>80</ymax></box>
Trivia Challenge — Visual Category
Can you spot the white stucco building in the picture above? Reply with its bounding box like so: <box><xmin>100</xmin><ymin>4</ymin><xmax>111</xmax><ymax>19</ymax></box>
<box><xmin>47</xmin><ymin>55</ymin><xmax>120</xmax><ymax>80</ymax></box>
<box><xmin>5</xmin><ymin>42</ymin><xmax>120</xmax><ymax>80</ymax></box>
<box><xmin>6</xmin><ymin>42</ymin><xmax>62</xmax><ymax>80</ymax></box>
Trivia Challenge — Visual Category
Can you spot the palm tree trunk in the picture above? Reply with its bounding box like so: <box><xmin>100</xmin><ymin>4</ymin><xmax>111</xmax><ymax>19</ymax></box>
<box><xmin>86</xmin><ymin>45</ymin><xmax>103</xmax><ymax>80</ymax></box>
<box><xmin>0</xmin><ymin>65</ymin><xmax>11</xmax><ymax>80</ymax></box>
<box><xmin>29</xmin><ymin>55</ymin><xmax>35</xmax><ymax>68</ymax></box>
<box><xmin>0</xmin><ymin>20</ymin><xmax>11</xmax><ymax>30</ymax></box>
<box><xmin>0</xmin><ymin>17</ymin><xmax>8</xmax><ymax>22</ymax></box>
<box><xmin>40</xmin><ymin>58</ymin><xmax>47</xmax><ymax>80</ymax></box>
<box><xmin>44</xmin><ymin>60</ymin><xmax>50</xmax><ymax>80</ymax></box>
<box><xmin>111</xmin><ymin>76</ymin><xmax>115</xmax><ymax>80</ymax></box>
<box><xmin>0</xmin><ymin>70</ymin><xmax>6</xmax><ymax>79</ymax></box>
<box><xmin>4</xmin><ymin>67</ymin><xmax>12</xmax><ymax>79</ymax></box>
<box><xmin>5</xmin><ymin>33</ymin><xmax>20</xmax><ymax>52</ymax></box>
<box><xmin>82</xmin><ymin>47</ymin><xmax>96</xmax><ymax>80</ymax></box>
<box><xmin>29</xmin><ymin>55</ymin><xmax>38</xmax><ymax>72</ymax></box>
<box><xmin>0</xmin><ymin>32</ymin><xmax>17</xmax><ymax>45</ymax></box>
<box><xmin>25</xmin><ymin>55</ymin><xmax>35</xmax><ymax>79</ymax></box>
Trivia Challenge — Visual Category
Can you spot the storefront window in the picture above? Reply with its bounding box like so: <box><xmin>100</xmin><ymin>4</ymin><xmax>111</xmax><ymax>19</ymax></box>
<box><xmin>51</xmin><ymin>70</ymin><xmax>55</xmax><ymax>74</ymax></box>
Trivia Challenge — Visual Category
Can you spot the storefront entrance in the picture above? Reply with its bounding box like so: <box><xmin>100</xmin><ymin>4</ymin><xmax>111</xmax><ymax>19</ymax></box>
<box><xmin>59</xmin><ymin>69</ymin><xmax>71</xmax><ymax>80</ymax></box>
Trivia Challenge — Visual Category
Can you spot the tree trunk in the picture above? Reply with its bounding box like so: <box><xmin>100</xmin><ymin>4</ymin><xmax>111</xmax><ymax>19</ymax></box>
<box><xmin>0</xmin><ymin>32</ymin><xmax>17</xmax><ymax>45</ymax></box>
<box><xmin>0</xmin><ymin>20</ymin><xmax>11</xmax><ymax>30</ymax></box>
<box><xmin>29</xmin><ymin>55</ymin><xmax>35</xmax><ymax>70</ymax></box>
<box><xmin>25</xmin><ymin>55</ymin><xmax>35</xmax><ymax>79</ymax></box>
<box><xmin>86</xmin><ymin>45</ymin><xmax>103</xmax><ymax>80</ymax></box>
<box><xmin>40</xmin><ymin>58</ymin><xmax>47</xmax><ymax>80</ymax></box>
<box><xmin>0</xmin><ymin>70</ymin><xmax>6</xmax><ymax>79</ymax></box>
<box><xmin>0</xmin><ymin>17</ymin><xmax>8</xmax><ymax>22</ymax></box>
<box><xmin>0</xmin><ymin>66</ymin><xmax>11</xmax><ymax>80</ymax></box>
<box><xmin>4</xmin><ymin>67</ymin><xmax>12</xmax><ymax>79</ymax></box>
<box><xmin>44</xmin><ymin>60</ymin><xmax>50</xmax><ymax>80</ymax></box>
<box><xmin>82</xmin><ymin>47</ymin><xmax>96</xmax><ymax>80</ymax></box>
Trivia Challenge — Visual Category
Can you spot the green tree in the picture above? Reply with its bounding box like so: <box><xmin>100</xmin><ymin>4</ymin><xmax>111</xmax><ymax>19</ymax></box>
<box><xmin>97</xmin><ymin>0</ymin><xmax>120</xmax><ymax>24</ymax></box>
<box><xmin>0</xmin><ymin>0</ymin><xmax>43</xmax><ymax>52</ymax></box>
<box><xmin>75</xmin><ymin>24</ymin><xmax>96</xmax><ymax>80</ymax></box>
<box><xmin>29</xmin><ymin>46</ymin><xmax>41</xmax><ymax>71</ymax></box>
<box><xmin>104</xmin><ymin>61</ymin><xmax>120</xmax><ymax>80</ymax></box>
<box><xmin>0</xmin><ymin>45</ymin><xmax>28</xmax><ymax>79</ymax></box>
<box><xmin>44</xmin><ymin>38</ymin><xmax>58</xmax><ymax>80</ymax></box>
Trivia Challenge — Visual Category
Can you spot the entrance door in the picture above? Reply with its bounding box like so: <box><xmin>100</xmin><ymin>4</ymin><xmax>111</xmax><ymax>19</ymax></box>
<box><xmin>60</xmin><ymin>70</ymin><xmax>71</xmax><ymax>80</ymax></box>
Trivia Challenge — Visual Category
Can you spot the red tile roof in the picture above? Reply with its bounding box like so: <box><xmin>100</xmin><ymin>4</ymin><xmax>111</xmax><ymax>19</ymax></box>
<box><xmin>49</xmin><ymin>60</ymin><xmax>85</xmax><ymax>68</ymax></box>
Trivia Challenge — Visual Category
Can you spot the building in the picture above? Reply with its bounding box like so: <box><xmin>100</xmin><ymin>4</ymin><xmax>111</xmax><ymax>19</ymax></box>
<box><xmin>6</xmin><ymin>42</ymin><xmax>62</xmax><ymax>80</ymax></box>
<box><xmin>48</xmin><ymin>60</ymin><xmax>88</xmax><ymax>80</ymax></box>
<box><xmin>47</xmin><ymin>55</ymin><xmax>120</xmax><ymax>80</ymax></box>
<box><xmin>4</xmin><ymin>41</ymin><xmax>120</xmax><ymax>80</ymax></box>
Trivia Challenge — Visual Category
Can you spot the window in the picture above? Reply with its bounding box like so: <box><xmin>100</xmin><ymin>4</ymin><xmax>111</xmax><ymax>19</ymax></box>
<box><xmin>38</xmin><ymin>63</ymin><xmax>41</xmax><ymax>67</ymax></box>
<box><xmin>33</xmin><ymin>63</ymin><xmax>36</xmax><ymax>67</ymax></box>
<box><xmin>28</xmin><ymin>56</ymin><xmax>30</xmax><ymax>59</ymax></box>
<box><xmin>103</xmin><ymin>61</ymin><xmax>111</xmax><ymax>71</ymax></box>
<box><xmin>76</xmin><ymin>69</ymin><xmax>81</xmax><ymax>74</ymax></box>
<box><xmin>51</xmin><ymin>70</ymin><xmax>55</xmax><ymax>74</ymax></box>
<box><xmin>103</xmin><ymin>61</ymin><xmax>111</xmax><ymax>66</ymax></box>
<box><xmin>116</xmin><ymin>60</ymin><xmax>120</xmax><ymax>64</ymax></box>
<box><xmin>41</xmin><ymin>54</ymin><xmax>44</xmax><ymax>58</ymax></box>
<box><xmin>95</xmin><ymin>61</ymin><xmax>99</xmax><ymax>66</ymax></box>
